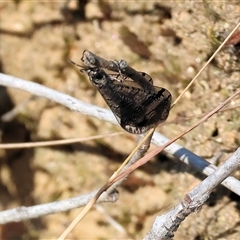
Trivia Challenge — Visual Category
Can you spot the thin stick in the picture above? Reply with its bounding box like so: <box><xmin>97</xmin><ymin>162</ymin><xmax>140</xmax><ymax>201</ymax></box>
<box><xmin>110</xmin><ymin>128</ymin><xmax>155</xmax><ymax>179</ymax></box>
<box><xmin>0</xmin><ymin>132</ymin><xmax>123</xmax><ymax>149</ymax></box>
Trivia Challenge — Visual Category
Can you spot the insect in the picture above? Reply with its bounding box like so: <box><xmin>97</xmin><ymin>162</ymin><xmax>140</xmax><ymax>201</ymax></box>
<box><xmin>70</xmin><ymin>51</ymin><xmax>172</xmax><ymax>134</ymax></box>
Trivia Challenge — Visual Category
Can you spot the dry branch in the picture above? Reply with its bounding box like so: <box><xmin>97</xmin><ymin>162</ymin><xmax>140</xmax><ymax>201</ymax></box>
<box><xmin>144</xmin><ymin>147</ymin><xmax>240</xmax><ymax>239</ymax></box>
<box><xmin>0</xmin><ymin>190</ymin><xmax>118</xmax><ymax>224</ymax></box>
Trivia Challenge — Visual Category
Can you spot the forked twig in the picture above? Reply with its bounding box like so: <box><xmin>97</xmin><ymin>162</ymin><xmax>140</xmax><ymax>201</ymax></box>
<box><xmin>144</xmin><ymin>147</ymin><xmax>240</xmax><ymax>239</ymax></box>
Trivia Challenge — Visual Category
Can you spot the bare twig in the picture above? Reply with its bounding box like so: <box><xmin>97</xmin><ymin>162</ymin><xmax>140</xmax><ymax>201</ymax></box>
<box><xmin>94</xmin><ymin>204</ymin><xmax>127</xmax><ymax>235</ymax></box>
<box><xmin>0</xmin><ymin>189</ymin><xmax>118</xmax><ymax>224</ymax></box>
<box><xmin>0</xmin><ymin>73</ymin><xmax>118</xmax><ymax>125</ymax></box>
<box><xmin>144</xmin><ymin>147</ymin><xmax>240</xmax><ymax>239</ymax></box>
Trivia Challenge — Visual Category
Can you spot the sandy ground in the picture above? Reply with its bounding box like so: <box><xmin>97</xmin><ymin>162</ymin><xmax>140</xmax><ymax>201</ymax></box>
<box><xmin>0</xmin><ymin>1</ymin><xmax>240</xmax><ymax>239</ymax></box>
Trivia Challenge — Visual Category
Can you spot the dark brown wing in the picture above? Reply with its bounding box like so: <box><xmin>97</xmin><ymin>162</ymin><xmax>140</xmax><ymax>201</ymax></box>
<box><xmin>88</xmin><ymin>70</ymin><xmax>171</xmax><ymax>134</ymax></box>
<box><xmin>81</xmin><ymin>63</ymin><xmax>172</xmax><ymax>134</ymax></box>
<box><xmin>112</xmin><ymin>83</ymin><xmax>172</xmax><ymax>134</ymax></box>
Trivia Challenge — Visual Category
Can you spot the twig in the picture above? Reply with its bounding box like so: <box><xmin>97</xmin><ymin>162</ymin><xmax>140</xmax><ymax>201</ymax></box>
<box><xmin>94</xmin><ymin>204</ymin><xmax>127</xmax><ymax>235</ymax></box>
<box><xmin>0</xmin><ymin>73</ymin><xmax>118</xmax><ymax>126</ymax></box>
<box><xmin>144</xmin><ymin>147</ymin><xmax>240</xmax><ymax>239</ymax></box>
<box><xmin>0</xmin><ymin>189</ymin><xmax>118</xmax><ymax>224</ymax></box>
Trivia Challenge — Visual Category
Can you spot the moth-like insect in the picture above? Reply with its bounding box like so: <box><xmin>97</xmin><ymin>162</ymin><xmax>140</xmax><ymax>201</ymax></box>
<box><xmin>70</xmin><ymin>51</ymin><xmax>172</xmax><ymax>134</ymax></box>
<box><xmin>82</xmin><ymin>66</ymin><xmax>172</xmax><ymax>134</ymax></box>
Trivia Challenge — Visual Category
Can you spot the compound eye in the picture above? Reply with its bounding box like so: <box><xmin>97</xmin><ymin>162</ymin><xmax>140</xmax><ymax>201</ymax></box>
<box><xmin>94</xmin><ymin>70</ymin><xmax>104</xmax><ymax>80</ymax></box>
<box><xmin>89</xmin><ymin>69</ymin><xmax>107</xmax><ymax>85</ymax></box>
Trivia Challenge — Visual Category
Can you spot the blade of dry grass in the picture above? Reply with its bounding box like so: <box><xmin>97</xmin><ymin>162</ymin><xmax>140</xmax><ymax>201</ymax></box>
<box><xmin>0</xmin><ymin>132</ymin><xmax>123</xmax><ymax>149</ymax></box>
